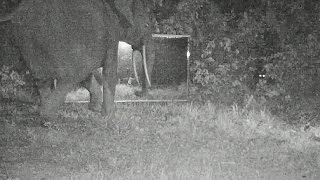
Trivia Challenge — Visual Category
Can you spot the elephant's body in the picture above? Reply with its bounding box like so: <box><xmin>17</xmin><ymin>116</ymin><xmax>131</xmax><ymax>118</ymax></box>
<box><xmin>13</xmin><ymin>0</ymin><xmax>111</xmax><ymax>81</ymax></box>
<box><xmin>1</xmin><ymin>0</ymin><xmax>154</xmax><ymax>119</ymax></box>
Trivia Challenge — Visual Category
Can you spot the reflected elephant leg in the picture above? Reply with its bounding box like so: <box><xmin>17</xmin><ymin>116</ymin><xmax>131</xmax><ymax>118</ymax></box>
<box><xmin>132</xmin><ymin>40</ymin><xmax>156</xmax><ymax>98</ymax></box>
<box><xmin>134</xmin><ymin>63</ymin><xmax>149</xmax><ymax>97</ymax></box>
<box><xmin>134</xmin><ymin>63</ymin><xmax>148</xmax><ymax>97</ymax></box>
<box><xmin>141</xmin><ymin>63</ymin><xmax>148</xmax><ymax>95</ymax></box>
<box><xmin>39</xmin><ymin>79</ymin><xmax>75</xmax><ymax>119</ymax></box>
<box><xmin>101</xmin><ymin>44</ymin><xmax>118</xmax><ymax>120</ymax></box>
<box><xmin>132</xmin><ymin>48</ymin><xmax>148</xmax><ymax>97</ymax></box>
<box><xmin>80</xmin><ymin>73</ymin><xmax>102</xmax><ymax>112</ymax></box>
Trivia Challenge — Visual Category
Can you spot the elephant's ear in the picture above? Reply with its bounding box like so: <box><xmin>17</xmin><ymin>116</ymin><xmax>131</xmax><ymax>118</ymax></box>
<box><xmin>115</xmin><ymin>0</ymin><xmax>134</xmax><ymax>26</ymax></box>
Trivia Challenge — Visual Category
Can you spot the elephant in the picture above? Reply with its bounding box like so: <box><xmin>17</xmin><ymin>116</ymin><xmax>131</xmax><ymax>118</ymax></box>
<box><xmin>0</xmin><ymin>44</ymin><xmax>105</xmax><ymax>112</ymax></box>
<box><xmin>0</xmin><ymin>31</ymin><xmax>155</xmax><ymax>113</ymax></box>
<box><xmin>0</xmin><ymin>0</ymin><xmax>155</xmax><ymax>120</ymax></box>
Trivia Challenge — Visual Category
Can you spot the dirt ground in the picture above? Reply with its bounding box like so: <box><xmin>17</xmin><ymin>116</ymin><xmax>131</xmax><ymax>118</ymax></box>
<box><xmin>0</xmin><ymin>101</ymin><xmax>320</xmax><ymax>180</ymax></box>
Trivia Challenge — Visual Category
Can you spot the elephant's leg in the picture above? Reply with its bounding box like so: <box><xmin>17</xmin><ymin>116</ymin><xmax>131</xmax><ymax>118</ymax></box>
<box><xmin>101</xmin><ymin>44</ymin><xmax>118</xmax><ymax>118</ymax></box>
<box><xmin>39</xmin><ymin>79</ymin><xmax>74</xmax><ymax>119</ymax></box>
<box><xmin>134</xmin><ymin>63</ymin><xmax>148</xmax><ymax>97</ymax></box>
<box><xmin>81</xmin><ymin>73</ymin><xmax>102</xmax><ymax>112</ymax></box>
<box><xmin>133</xmin><ymin>41</ymin><xmax>156</xmax><ymax>97</ymax></box>
<box><xmin>38</xmin><ymin>80</ymin><xmax>52</xmax><ymax>110</ymax></box>
<box><xmin>140</xmin><ymin>63</ymin><xmax>148</xmax><ymax>95</ymax></box>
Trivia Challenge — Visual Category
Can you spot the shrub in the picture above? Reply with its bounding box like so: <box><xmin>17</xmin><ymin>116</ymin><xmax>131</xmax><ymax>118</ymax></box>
<box><xmin>0</xmin><ymin>65</ymin><xmax>25</xmax><ymax>99</ymax></box>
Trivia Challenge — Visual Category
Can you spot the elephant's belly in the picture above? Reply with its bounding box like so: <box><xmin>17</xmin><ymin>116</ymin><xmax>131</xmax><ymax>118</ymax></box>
<box><xmin>22</xmin><ymin>41</ymin><xmax>105</xmax><ymax>84</ymax></box>
<box><xmin>13</xmin><ymin>0</ymin><xmax>108</xmax><ymax>82</ymax></box>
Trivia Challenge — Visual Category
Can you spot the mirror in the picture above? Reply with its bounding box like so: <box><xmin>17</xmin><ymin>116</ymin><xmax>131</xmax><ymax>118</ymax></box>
<box><xmin>66</xmin><ymin>34</ymin><xmax>191</xmax><ymax>103</ymax></box>
<box><xmin>116</xmin><ymin>34</ymin><xmax>191</xmax><ymax>102</ymax></box>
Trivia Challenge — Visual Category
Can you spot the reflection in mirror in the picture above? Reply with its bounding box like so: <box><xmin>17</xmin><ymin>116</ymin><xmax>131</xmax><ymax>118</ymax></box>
<box><xmin>116</xmin><ymin>35</ymin><xmax>190</xmax><ymax>102</ymax></box>
<box><xmin>66</xmin><ymin>35</ymin><xmax>190</xmax><ymax>103</ymax></box>
<box><xmin>116</xmin><ymin>41</ymin><xmax>138</xmax><ymax>100</ymax></box>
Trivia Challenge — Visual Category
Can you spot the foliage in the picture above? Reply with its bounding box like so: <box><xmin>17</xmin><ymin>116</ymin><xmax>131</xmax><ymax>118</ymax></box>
<box><xmin>158</xmin><ymin>0</ymin><xmax>320</xmax><ymax>115</ymax></box>
<box><xmin>0</xmin><ymin>65</ymin><xmax>25</xmax><ymax>98</ymax></box>
<box><xmin>0</xmin><ymin>0</ymin><xmax>20</xmax><ymax>15</ymax></box>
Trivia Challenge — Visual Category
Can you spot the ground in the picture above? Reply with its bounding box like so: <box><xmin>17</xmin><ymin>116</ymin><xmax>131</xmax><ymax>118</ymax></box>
<box><xmin>1</xmin><ymin>85</ymin><xmax>320</xmax><ymax>180</ymax></box>
<box><xmin>65</xmin><ymin>83</ymin><xmax>189</xmax><ymax>102</ymax></box>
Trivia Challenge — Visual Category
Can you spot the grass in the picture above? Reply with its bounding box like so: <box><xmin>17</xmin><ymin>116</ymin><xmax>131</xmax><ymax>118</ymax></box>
<box><xmin>1</xmin><ymin>98</ymin><xmax>320</xmax><ymax>179</ymax></box>
<box><xmin>65</xmin><ymin>83</ymin><xmax>189</xmax><ymax>102</ymax></box>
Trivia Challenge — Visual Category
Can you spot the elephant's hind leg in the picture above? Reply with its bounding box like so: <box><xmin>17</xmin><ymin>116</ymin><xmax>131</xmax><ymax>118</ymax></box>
<box><xmin>81</xmin><ymin>73</ymin><xmax>102</xmax><ymax>112</ymax></box>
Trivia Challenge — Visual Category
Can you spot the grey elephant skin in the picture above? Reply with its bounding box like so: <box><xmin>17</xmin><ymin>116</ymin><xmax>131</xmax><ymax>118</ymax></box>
<box><xmin>0</xmin><ymin>0</ymin><xmax>155</xmax><ymax>119</ymax></box>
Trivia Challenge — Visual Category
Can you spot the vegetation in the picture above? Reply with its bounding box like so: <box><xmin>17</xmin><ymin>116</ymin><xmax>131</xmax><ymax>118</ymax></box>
<box><xmin>1</xmin><ymin>102</ymin><xmax>320</xmax><ymax>179</ymax></box>
<box><xmin>66</xmin><ymin>83</ymin><xmax>188</xmax><ymax>102</ymax></box>
<box><xmin>0</xmin><ymin>65</ymin><xmax>36</xmax><ymax>103</ymax></box>
<box><xmin>0</xmin><ymin>0</ymin><xmax>20</xmax><ymax>16</ymax></box>
<box><xmin>153</xmin><ymin>0</ymin><xmax>320</xmax><ymax>125</ymax></box>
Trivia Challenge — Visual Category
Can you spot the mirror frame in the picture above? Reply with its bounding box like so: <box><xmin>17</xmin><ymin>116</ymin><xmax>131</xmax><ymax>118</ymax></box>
<box><xmin>116</xmin><ymin>34</ymin><xmax>191</xmax><ymax>103</ymax></box>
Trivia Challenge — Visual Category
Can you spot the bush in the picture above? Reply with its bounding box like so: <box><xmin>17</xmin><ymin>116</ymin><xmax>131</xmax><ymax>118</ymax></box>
<box><xmin>0</xmin><ymin>65</ymin><xmax>38</xmax><ymax>103</ymax></box>
<box><xmin>189</xmin><ymin>5</ymin><xmax>320</xmax><ymax>116</ymax></box>
<box><xmin>0</xmin><ymin>65</ymin><xmax>25</xmax><ymax>98</ymax></box>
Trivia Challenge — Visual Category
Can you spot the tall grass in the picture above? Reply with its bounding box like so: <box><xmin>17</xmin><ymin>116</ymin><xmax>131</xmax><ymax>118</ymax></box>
<box><xmin>3</xmin><ymin>93</ymin><xmax>320</xmax><ymax>179</ymax></box>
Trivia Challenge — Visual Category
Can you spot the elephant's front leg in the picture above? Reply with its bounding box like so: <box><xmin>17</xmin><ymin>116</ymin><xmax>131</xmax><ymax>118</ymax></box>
<box><xmin>80</xmin><ymin>71</ymin><xmax>102</xmax><ymax>112</ymax></box>
<box><xmin>101</xmin><ymin>43</ymin><xmax>118</xmax><ymax>120</ymax></box>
